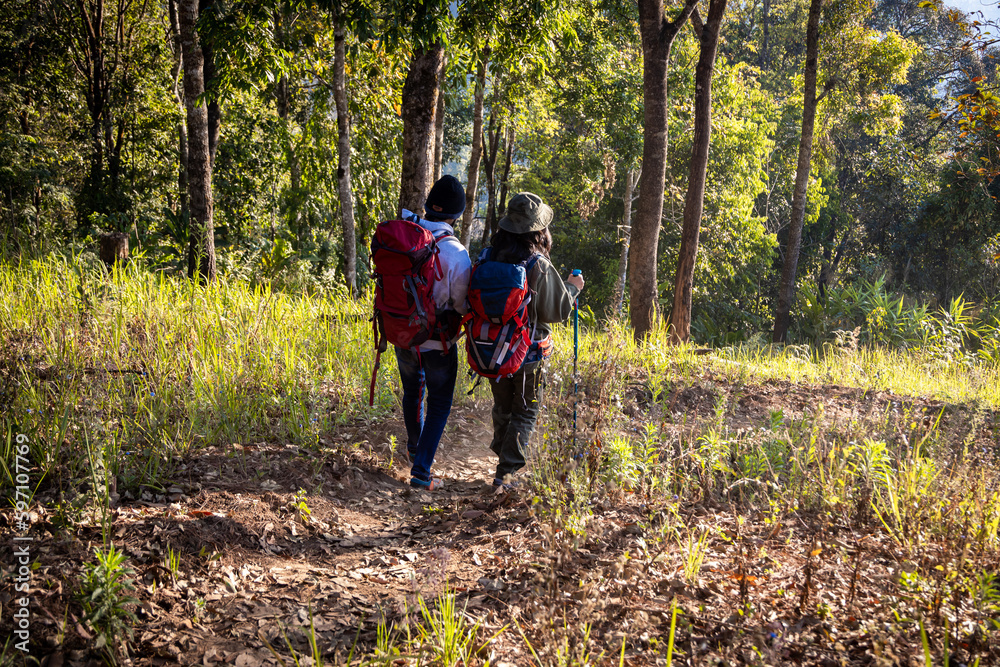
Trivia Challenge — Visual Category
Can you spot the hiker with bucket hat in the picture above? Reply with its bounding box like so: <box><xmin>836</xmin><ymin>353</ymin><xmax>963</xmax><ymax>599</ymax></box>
<box><xmin>472</xmin><ymin>192</ymin><xmax>584</xmax><ymax>490</ymax></box>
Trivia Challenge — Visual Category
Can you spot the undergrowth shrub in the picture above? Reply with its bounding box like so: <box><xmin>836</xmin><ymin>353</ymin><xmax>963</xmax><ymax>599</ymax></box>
<box><xmin>794</xmin><ymin>277</ymin><xmax>1000</xmax><ymax>364</ymax></box>
<box><xmin>77</xmin><ymin>544</ymin><xmax>139</xmax><ymax>658</ymax></box>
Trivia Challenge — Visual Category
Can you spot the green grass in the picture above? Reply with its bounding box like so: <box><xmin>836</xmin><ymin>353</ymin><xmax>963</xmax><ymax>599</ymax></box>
<box><xmin>1</xmin><ymin>252</ymin><xmax>446</xmax><ymax>491</ymax></box>
<box><xmin>3</xmin><ymin>252</ymin><xmax>1000</xmax><ymax>663</ymax></box>
<box><xmin>707</xmin><ymin>341</ymin><xmax>1000</xmax><ymax>407</ymax></box>
<box><xmin>4</xmin><ymin>251</ymin><xmax>1000</xmax><ymax>544</ymax></box>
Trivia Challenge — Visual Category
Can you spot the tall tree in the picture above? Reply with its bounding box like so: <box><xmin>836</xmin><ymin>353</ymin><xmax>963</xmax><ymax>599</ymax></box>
<box><xmin>399</xmin><ymin>45</ymin><xmax>445</xmax><ymax>213</ymax></box>
<box><xmin>496</xmin><ymin>126</ymin><xmax>515</xmax><ymax>229</ymax></box>
<box><xmin>667</xmin><ymin>1</ymin><xmax>728</xmax><ymax>343</ymax></box>
<box><xmin>55</xmin><ymin>0</ymin><xmax>152</xmax><ymax>224</ymax></box>
<box><xmin>178</xmin><ymin>0</ymin><xmax>216</xmax><ymax>281</ymax></box>
<box><xmin>333</xmin><ymin>6</ymin><xmax>357</xmax><ymax>296</ymax></box>
<box><xmin>167</xmin><ymin>0</ymin><xmax>189</xmax><ymax>227</ymax></box>
<box><xmin>390</xmin><ymin>0</ymin><xmax>454</xmax><ymax>213</ymax></box>
<box><xmin>200</xmin><ymin>0</ymin><xmax>220</xmax><ymax>166</ymax></box>
<box><xmin>630</xmin><ymin>0</ymin><xmax>698</xmax><ymax>341</ymax></box>
<box><xmin>461</xmin><ymin>52</ymin><xmax>487</xmax><ymax>246</ymax></box>
<box><xmin>454</xmin><ymin>0</ymin><xmax>566</xmax><ymax>246</ymax></box>
<box><xmin>613</xmin><ymin>167</ymin><xmax>640</xmax><ymax>316</ymax></box>
<box><xmin>759</xmin><ymin>0</ymin><xmax>770</xmax><ymax>68</ymax></box>
<box><xmin>479</xmin><ymin>106</ymin><xmax>504</xmax><ymax>246</ymax></box>
<box><xmin>274</xmin><ymin>6</ymin><xmax>303</xmax><ymax>239</ymax></box>
<box><xmin>772</xmin><ymin>0</ymin><xmax>821</xmax><ymax>343</ymax></box>
<box><xmin>432</xmin><ymin>55</ymin><xmax>447</xmax><ymax>183</ymax></box>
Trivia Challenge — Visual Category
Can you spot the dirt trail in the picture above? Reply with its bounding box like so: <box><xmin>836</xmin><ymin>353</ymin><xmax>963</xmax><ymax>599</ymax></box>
<box><xmin>6</xmin><ymin>379</ymin><xmax>1000</xmax><ymax>666</ymax></box>
<box><xmin>430</xmin><ymin>402</ymin><xmax>497</xmax><ymax>485</ymax></box>
<box><xmin>11</xmin><ymin>401</ymin><xmax>532</xmax><ymax>666</ymax></box>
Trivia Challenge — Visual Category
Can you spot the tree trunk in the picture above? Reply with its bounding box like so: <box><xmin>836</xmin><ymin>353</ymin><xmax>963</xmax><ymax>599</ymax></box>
<box><xmin>772</xmin><ymin>0</ymin><xmax>821</xmax><ymax>343</ymax></box>
<box><xmin>334</xmin><ymin>17</ymin><xmax>357</xmax><ymax>297</ymax></box>
<box><xmin>179</xmin><ymin>0</ymin><xmax>216</xmax><ymax>282</ymax></box>
<box><xmin>276</xmin><ymin>71</ymin><xmax>303</xmax><ymax>240</ymax></box>
<box><xmin>399</xmin><ymin>44</ymin><xmax>445</xmax><ymax>213</ymax></box>
<box><xmin>178</xmin><ymin>120</ymin><xmax>189</xmax><ymax>216</ymax></box>
<box><xmin>199</xmin><ymin>0</ymin><xmax>220</xmax><ymax>166</ymax></box>
<box><xmin>668</xmin><ymin>0</ymin><xmax>728</xmax><ymax>344</ymax></box>
<box><xmin>818</xmin><ymin>226</ymin><xmax>848</xmax><ymax>300</ymax></box>
<box><xmin>630</xmin><ymin>0</ymin><xmax>699</xmax><ymax>341</ymax></box>
<box><xmin>168</xmin><ymin>0</ymin><xmax>189</xmax><ymax>225</ymax></box>
<box><xmin>461</xmin><ymin>52</ymin><xmax>488</xmax><ymax>247</ymax></box>
<box><xmin>759</xmin><ymin>0</ymin><xmax>770</xmax><ymax>69</ymax></box>
<box><xmin>77</xmin><ymin>0</ymin><xmax>109</xmax><ymax>218</ymax></box>
<box><xmin>99</xmin><ymin>232</ymin><xmax>129</xmax><ymax>265</ymax></box>
<box><xmin>496</xmin><ymin>126</ymin><xmax>515</xmax><ymax>225</ymax></box>
<box><xmin>480</xmin><ymin>108</ymin><xmax>502</xmax><ymax>247</ymax></box>
<box><xmin>433</xmin><ymin>56</ymin><xmax>447</xmax><ymax>183</ymax></box>
<box><xmin>613</xmin><ymin>167</ymin><xmax>639</xmax><ymax>317</ymax></box>
<box><xmin>274</xmin><ymin>7</ymin><xmax>303</xmax><ymax>243</ymax></box>
<box><xmin>108</xmin><ymin>107</ymin><xmax>127</xmax><ymax>197</ymax></box>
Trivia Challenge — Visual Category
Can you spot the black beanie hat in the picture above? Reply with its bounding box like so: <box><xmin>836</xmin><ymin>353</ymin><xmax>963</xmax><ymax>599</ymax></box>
<box><xmin>424</xmin><ymin>175</ymin><xmax>466</xmax><ymax>220</ymax></box>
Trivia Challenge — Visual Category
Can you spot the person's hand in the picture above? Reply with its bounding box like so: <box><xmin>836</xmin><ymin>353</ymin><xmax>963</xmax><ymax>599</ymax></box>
<box><xmin>567</xmin><ymin>272</ymin><xmax>585</xmax><ymax>292</ymax></box>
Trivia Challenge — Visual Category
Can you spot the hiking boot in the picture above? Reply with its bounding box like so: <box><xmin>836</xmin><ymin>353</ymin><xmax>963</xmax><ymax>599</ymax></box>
<box><xmin>410</xmin><ymin>477</ymin><xmax>443</xmax><ymax>491</ymax></box>
<box><xmin>491</xmin><ymin>478</ymin><xmax>521</xmax><ymax>492</ymax></box>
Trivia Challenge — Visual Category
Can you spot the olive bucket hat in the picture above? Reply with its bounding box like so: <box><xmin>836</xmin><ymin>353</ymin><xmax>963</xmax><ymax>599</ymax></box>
<box><xmin>498</xmin><ymin>192</ymin><xmax>553</xmax><ymax>234</ymax></box>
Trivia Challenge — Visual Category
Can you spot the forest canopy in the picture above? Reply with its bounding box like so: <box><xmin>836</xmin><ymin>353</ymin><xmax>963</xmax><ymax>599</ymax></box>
<box><xmin>3</xmin><ymin>0</ymin><xmax>1000</xmax><ymax>346</ymax></box>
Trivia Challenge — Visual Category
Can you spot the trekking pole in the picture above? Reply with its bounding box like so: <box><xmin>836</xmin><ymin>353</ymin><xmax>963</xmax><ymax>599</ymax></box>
<box><xmin>571</xmin><ymin>269</ymin><xmax>581</xmax><ymax>454</ymax></box>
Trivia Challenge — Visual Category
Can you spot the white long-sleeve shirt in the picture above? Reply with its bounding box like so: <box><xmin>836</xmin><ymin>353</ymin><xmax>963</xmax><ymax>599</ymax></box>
<box><xmin>401</xmin><ymin>209</ymin><xmax>472</xmax><ymax>351</ymax></box>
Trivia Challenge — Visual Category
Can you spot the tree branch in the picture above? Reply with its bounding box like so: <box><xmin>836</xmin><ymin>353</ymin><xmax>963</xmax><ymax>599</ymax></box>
<box><xmin>690</xmin><ymin>6</ymin><xmax>704</xmax><ymax>40</ymax></box>
<box><xmin>665</xmin><ymin>0</ymin><xmax>699</xmax><ymax>43</ymax></box>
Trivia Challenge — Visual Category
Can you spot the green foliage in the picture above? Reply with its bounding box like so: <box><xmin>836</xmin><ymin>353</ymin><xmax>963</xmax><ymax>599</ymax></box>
<box><xmin>791</xmin><ymin>275</ymin><xmax>1000</xmax><ymax>365</ymax></box>
<box><xmin>902</xmin><ymin>163</ymin><xmax>1000</xmax><ymax>302</ymax></box>
<box><xmin>0</xmin><ymin>0</ymin><xmax>994</xmax><ymax>338</ymax></box>
<box><xmin>664</xmin><ymin>56</ymin><xmax>780</xmax><ymax>341</ymax></box>
<box><xmin>78</xmin><ymin>544</ymin><xmax>139</xmax><ymax>654</ymax></box>
<box><xmin>412</xmin><ymin>585</ymin><xmax>483</xmax><ymax>666</ymax></box>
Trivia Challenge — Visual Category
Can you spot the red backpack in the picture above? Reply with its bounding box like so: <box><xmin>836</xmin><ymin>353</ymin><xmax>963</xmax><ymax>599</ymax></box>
<box><xmin>463</xmin><ymin>250</ymin><xmax>545</xmax><ymax>379</ymax></box>
<box><xmin>368</xmin><ymin>216</ymin><xmax>450</xmax><ymax>405</ymax></box>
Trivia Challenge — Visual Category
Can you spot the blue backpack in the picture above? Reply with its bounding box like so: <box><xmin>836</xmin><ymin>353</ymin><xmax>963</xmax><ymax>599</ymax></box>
<box><xmin>463</xmin><ymin>250</ymin><xmax>543</xmax><ymax>378</ymax></box>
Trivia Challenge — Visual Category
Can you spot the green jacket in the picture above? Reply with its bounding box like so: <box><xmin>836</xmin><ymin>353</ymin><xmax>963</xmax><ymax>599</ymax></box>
<box><xmin>528</xmin><ymin>255</ymin><xmax>579</xmax><ymax>341</ymax></box>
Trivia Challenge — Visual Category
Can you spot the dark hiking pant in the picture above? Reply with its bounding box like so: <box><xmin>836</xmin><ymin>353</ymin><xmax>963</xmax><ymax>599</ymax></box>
<box><xmin>394</xmin><ymin>345</ymin><xmax>458</xmax><ymax>482</ymax></box>
<box><xmin>489</xmin><ymin>362</ymin><xmax>543</xmax><ymax>481</ymax></box>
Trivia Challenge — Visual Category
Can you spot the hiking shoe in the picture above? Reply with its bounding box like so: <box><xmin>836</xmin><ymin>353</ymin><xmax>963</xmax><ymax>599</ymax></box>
<box><xmin>492</xmin><ymin>478</ymin><xmax>520</xmax><ymax>492</ymax></box>
<box><xmin>410</xmin><ymin>477</ymin><xmax>443</xmax><ymax>491</ymax></box>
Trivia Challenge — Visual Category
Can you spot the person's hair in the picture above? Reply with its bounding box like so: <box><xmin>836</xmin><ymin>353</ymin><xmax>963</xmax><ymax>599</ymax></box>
<box><xmin>488</xmin><ymin>228</ymin><xmax>552</xmax><ymax>263</ymax></box>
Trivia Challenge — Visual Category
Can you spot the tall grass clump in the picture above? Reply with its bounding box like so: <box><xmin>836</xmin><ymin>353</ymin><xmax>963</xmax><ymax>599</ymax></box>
<box><xmin>522</xmin><ymin>307</ymin><xmax>999</xmax><ymax>662</ymax></box>
<box><xmin>533</xmin><ymin>306</ymin><xmax>1000</xmax><ymax>554</ymax></box>
<box><xmin>796</xmin><ymin>277</ymin><xmax>1000</xmax><ymax>365</ymax></box>
<box><xmin>0</xmin><ymin>252</ymin><xmax>393</xmax><ymax>497</ymax></box>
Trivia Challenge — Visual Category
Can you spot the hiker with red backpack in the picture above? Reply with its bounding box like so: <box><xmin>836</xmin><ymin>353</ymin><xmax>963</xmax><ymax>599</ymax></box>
<box><xmin>464</xmin><ymin>192</ymin><xmax>585</xmax><ymax>491</ymax></box>
<box><xmin>370</xmin><ymin>175</ymin><xmax>471</xmax><ymax>491</ymax></box>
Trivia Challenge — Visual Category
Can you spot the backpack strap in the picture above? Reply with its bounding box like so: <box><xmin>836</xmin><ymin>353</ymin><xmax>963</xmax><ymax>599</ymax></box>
<box><xmin>407</xmin><ymin>212</ymin><xmax>448</xmax><ymax>279</ymax></box>
<box><xmin>523</xmin><ymin>253</ymin><xmax>548</xmax><ymax>352</ymax></box>
<box><xmin>369</xmin><ymin>309</ymin><xmax>387</xmax><ymax>407</ymax></box>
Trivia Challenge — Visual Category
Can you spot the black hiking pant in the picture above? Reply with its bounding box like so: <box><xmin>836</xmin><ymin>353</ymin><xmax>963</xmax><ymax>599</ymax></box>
<box><xmin>489</xmin><ymin>362</ymin><xmax>543</xmax><ymax>481</ymax></box>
